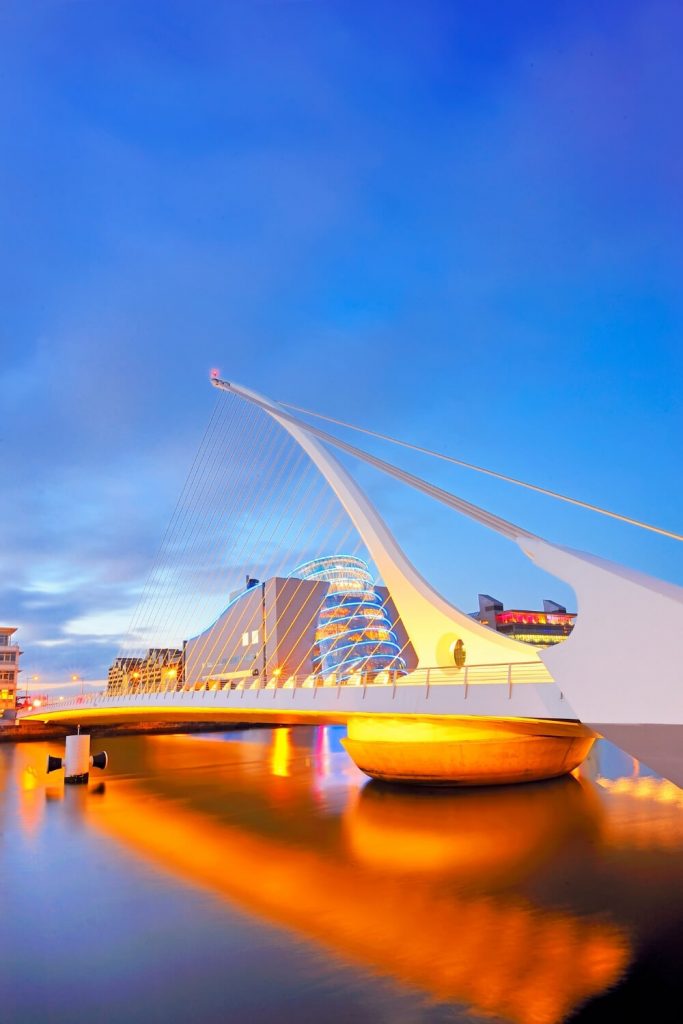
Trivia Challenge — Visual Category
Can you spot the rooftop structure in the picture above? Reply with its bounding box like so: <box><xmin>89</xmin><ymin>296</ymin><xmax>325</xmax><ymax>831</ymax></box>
<box><xmin>473</xmin><ymin>595</ymin><xmax>575</xmax><ymax>647</ymax></box>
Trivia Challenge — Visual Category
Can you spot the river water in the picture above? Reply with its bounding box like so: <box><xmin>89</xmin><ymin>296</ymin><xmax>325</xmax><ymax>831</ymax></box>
<box><xmin>1</xmin><ymin>727</ymin><xmax>682</xmax><ymax>1024</ymax></box>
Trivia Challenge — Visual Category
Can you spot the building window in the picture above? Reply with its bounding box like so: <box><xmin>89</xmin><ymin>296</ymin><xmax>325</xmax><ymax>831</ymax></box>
<box><xmin>251</xmin><ymin>629</ymin><xmax>259</xmax><ymax>645</ymax></box>
<box><xmin>241</xmin><ymin>632</ymin><xmax>249</xmax><ymax>647</ymax></box>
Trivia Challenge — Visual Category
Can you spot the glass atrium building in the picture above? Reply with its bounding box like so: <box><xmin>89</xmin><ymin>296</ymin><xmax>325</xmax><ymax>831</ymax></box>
<box><xmin>293</xmin><ymin>556</ymin><xmax>407</xmax><ymax>682</ymax></box>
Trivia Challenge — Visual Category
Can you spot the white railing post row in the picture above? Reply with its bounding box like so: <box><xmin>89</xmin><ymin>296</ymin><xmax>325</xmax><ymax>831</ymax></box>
<box><xmin>17</xmin><ymin>659</ymin><xmax>556</xmax><ymax>722</ymax></box>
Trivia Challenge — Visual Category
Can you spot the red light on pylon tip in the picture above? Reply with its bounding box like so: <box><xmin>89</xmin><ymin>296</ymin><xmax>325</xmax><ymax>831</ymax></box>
<box><xmin>210</xmin><ymin>368</ymin><xmax>220</xmax><ymax>379</ymax></box>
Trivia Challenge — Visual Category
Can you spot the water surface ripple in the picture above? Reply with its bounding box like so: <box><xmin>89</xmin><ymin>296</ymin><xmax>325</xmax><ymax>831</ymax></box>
<box><xmin>1</xmin><ymin>728</ymin><xmax>683</xmax><ymax>1023</ymax></box>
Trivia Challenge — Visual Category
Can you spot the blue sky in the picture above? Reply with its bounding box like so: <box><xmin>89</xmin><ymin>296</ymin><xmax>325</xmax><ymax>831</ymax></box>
<box><xmin>1</xmin><ymin>0</ymin><xmax>681</xmax><ymax>686</ymax></box>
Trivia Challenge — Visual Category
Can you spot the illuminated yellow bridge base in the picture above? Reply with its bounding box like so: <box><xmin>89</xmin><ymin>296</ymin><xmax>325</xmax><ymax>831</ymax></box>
<box><xmin>21</xmin><ymin>681</ymin><xmax>596</xmax><ymax>787</ymax></box>
<box><xmin>344</xmin><ymin>716</ymin><xmax>596</xmax><ymax>787</ymax></box>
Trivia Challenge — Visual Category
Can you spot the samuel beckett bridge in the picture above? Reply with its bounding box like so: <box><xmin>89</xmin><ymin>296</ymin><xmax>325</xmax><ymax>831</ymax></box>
<box><xmin>20</xmin><ymin>375</ymin><xmax>683</xmax><ymax>788</ymax></box>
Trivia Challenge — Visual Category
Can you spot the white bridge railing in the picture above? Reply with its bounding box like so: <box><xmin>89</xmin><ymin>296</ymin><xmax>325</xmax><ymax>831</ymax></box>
<box><xmin>21</xmin><ymin>661</ymin><xmax>556</xmax><ymax>716</ymax></box>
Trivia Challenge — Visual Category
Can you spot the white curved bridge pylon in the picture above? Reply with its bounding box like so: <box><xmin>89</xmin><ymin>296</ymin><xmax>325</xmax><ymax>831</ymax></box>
<box><xmin>212</xmin><ymin>378</ymin><xmax>541</xmax><ymax>671</ymax></box>
<box><xmin>213</xmin><ymin>378</ymin><xmax>683</xmax><ymax>786</ymax></box>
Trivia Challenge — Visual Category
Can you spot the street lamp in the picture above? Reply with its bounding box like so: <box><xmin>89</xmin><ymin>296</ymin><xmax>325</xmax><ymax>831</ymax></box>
<box><xmin>22</xmin><ymin>674</ymin><xmax>40</xmax><ymax>708</ymax></box>
<box><xmin>165</xmin><ymin>667</ymin><xmax>177</xmax><ymax>692</ymax></box>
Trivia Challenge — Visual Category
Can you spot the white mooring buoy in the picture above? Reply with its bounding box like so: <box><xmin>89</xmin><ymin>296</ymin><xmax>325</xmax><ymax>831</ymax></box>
<box><xmin>46</xmin><ymin>732</ymin><xmax>108</xmax><ymax>785</ymax></box>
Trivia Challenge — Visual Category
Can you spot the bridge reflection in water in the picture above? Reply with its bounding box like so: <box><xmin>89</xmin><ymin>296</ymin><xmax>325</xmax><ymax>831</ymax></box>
<box><xmin>10</xmin><ymin>727</ymin><xmax>683</xmax><ymax>1023</ymax></box>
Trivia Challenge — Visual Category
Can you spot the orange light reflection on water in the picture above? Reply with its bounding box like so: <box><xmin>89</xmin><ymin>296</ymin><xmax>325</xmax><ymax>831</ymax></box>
<box><xmin>80</xmin><ymin>747</ymin><xmax>629</xmax><ymax>1024</ymax></box>
<box><xmin>270</xmin><ymin>727</ymin><xmax>291</xmax><ymax>778</ymax></box>
<box><xmin>12</xmin><ymin>732</ymin><xmax>683</xmax><ymax>1024</ymax></box>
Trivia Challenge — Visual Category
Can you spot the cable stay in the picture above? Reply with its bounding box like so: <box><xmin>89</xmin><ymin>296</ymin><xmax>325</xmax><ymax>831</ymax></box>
<box><xmin>115</xmin><ymin>385</ymin><xmax>419</xmax><ymax>689</ymax></box>
<box><xmin>277</xmin><ymin>400</ymin><xmax>682</xmax><ymax>543</ymax></box>
<box><xmin>113</xmin><ymin>375</ymin><xmax>680</xmax><ymax>703</ymax></box>
<box><xmin>214</xmin><ymin>380</ymin><xmax>540</xmax><ymax>543</ymax></box>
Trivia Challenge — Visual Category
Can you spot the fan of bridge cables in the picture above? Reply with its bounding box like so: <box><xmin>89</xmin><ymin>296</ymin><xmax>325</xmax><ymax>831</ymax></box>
<box><xmin>116</xmin><ymin>378</ymin><xmax>680</xmax><ymax>680</ymax></box>
<box><xmin>117</xmin><ymin>386</ymin><xmax>408</xmax><ymax>679</ymax></box>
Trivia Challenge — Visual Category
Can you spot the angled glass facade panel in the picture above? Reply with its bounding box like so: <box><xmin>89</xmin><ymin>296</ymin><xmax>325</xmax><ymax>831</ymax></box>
<box><xmin>293</xmin><ymin>556</ymin><xmax>407</xmax><ymax>682</ymax></box>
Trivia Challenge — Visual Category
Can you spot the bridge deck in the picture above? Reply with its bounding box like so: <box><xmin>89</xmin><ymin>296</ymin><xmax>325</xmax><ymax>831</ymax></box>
<box><xmin>20</xmin><ymin>663</ymin><xmax>574</xmax><ymax>728</ymax></box>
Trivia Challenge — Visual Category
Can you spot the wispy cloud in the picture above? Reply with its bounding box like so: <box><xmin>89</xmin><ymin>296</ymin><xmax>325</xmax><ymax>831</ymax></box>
<box><xmin>1</xmin><ymin>0</ymin><xmax>681</xmax><ymax>687</ymax></box>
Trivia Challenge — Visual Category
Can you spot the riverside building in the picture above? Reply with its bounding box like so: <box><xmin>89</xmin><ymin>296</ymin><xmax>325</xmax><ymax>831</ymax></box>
<box><xmin>0</xmin><ymin>626</ymin><xmax>21</xmax><ymax>711</ymax></box>
<box><xmin>473</xmin><ymin>595</ymin><xmax>575</xmax><ymax>647</ymax></box>
<box><xmin>184</xmin><ymin>556</ymin><xmax>415</xmax><ymax>690</ymax></box>
<box><xmin>107</xmin><ymin>648</ymin><xmax>183</xmax><ymax>693</ymax></box>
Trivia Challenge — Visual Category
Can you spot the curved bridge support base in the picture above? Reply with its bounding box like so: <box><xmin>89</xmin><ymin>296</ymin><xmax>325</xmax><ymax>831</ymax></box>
<box><xmin>343</xmin><ymin>715</ymin><xmax>596</xmax><ymax>787</ymax></box>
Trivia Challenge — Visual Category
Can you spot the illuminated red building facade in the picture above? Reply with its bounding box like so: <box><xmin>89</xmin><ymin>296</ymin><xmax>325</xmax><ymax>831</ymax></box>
<box><xmin>474</xmin><ymin>595</ymin><xmax>575</xmax><ymax>647</ymax></box>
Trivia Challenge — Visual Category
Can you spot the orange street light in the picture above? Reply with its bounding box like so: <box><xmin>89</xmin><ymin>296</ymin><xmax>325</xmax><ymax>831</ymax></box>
<box><xmin>24</xmin><ymin>673</ymin><xmax>40</xmax><ymax>701</ymax></box>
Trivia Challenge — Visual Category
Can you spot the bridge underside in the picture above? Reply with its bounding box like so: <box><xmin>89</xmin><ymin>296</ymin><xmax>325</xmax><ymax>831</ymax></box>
<box><xmin>30</xmin><ymin>704</ymin><xmax>352</xmax><ymax>728</ymax></box>
<box><xmin>26</xmin><ymin>700</ymin><xmax>595</xmax><ymax>787</ymax></box>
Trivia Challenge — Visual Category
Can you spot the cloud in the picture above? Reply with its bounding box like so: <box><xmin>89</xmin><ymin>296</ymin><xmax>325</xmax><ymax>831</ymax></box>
<box><xmin>1</xmin><ymin>0</ymin><xmax>682</xmax><ymax>688</ymax></box>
